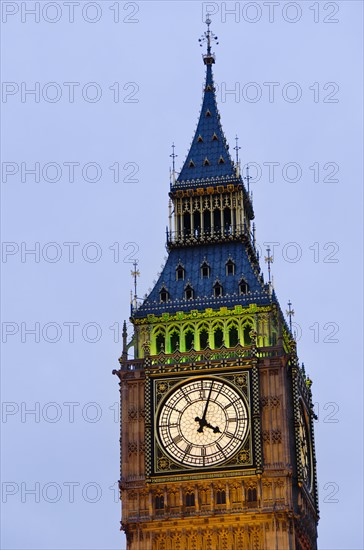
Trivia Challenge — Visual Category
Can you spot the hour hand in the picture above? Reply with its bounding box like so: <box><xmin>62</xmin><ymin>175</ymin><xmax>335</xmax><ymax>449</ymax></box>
<box><xmin>194</xmin><ymin>416</ymin><xmax>220</xmax><ymax>434</ymax></box>
<box><xmin>205</xmin><ymin>422</ymin><xmax>221</xmax><ymax>434</ymax></box>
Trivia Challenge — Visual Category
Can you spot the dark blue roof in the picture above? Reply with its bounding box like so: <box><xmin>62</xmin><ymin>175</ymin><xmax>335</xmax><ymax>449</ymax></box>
<box><xmin>133</xmin><ymin>242</ymin><xmax>274</xmax><ymax>318</ymax></box>
<box><xmin>174</xmin><ymin>63</ymin><xmax>236</xmax><ymax>186</ymax></box>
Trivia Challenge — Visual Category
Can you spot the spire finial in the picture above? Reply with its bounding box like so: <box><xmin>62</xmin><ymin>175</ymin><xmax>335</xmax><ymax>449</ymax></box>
<box><xmin>244</xmin><ymin>164</ymin><xmax>252</xmax><ymax>193</ymax></box>
<box><xmin>199</xmin><ymin>15</ymin><xmax>219</xmax><ymax>64</ymax></box>
<box><xmin>286</xmin><ymin>300</ymin><xmax>295</xmax><ymax>333</ymax></box>
<box><xmin>264</xmin><ymin>246</ymin><xmax>274</xmax><ymax>283</ymax></box>
<box><xmin>170</xmin><ymin>142</ymin><xmax>178</xmax><ymax>184</ymax></box>
<box><xmin>234</xmin><ymin>135</ymin><xmax>241</xmax><ymax>165</ymax></box>
<box><xmin>131</xmin><ymin>259</ymin><xmax>140</xmax><ymax>309</ymax></box>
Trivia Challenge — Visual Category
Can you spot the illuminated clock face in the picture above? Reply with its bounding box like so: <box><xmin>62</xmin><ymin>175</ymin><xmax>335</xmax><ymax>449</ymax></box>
<box><xmin>157</xmin><ymin>377</ymin><xmax>249</xmax><ymax>468</ymax></box>
<box><xmin>299</xmin><ymin>404</ymin><xmax>312</xmax><ymax>490</ymax></box>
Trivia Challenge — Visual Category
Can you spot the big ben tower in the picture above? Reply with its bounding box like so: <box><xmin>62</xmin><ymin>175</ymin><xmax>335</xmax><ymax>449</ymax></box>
<box><xmin>113</xmin><ymin>18</ymin><xmax>319</xmax><ymax>550</ymax></box>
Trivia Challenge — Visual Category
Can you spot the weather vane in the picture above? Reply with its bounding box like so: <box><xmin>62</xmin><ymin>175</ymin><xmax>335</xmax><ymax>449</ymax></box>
<box><xmin>286</xmin><ymin>300</ymin><xmax>295</xmax><ymax>333</ymax></box>
<box><xmin>264</xmin><ymin>246</ymin><xmax>274</xmax><ymax>283</ymax></box>
<box><xmin>198</xmin><ymin>15</ymin><xmax>219</xmax><ymax>57</ymax></box>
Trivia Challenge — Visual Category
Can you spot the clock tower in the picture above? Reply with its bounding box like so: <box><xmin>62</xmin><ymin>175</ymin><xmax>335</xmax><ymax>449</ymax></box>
<box><xmin>113</xmin><ymin>19</ymin><xmax>319</xmax><ymax>550</ymax></box>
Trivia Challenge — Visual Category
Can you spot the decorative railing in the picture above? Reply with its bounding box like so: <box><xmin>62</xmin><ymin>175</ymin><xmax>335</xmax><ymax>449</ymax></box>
<box><xmin>117</xmin><ymin>345</ymin><xmax>285</xmax><ymax>372</ymax></box>
<box><xmin>166</xmin><ymin>223</ymin><xmax>256</xmax><ymax>250</ymax></box>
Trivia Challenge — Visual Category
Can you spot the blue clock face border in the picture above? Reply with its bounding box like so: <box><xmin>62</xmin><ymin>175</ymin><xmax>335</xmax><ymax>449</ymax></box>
<box><xmin>146</xmin><ymin>367</ymin><xmax>257</xmax><ymax>478</ymax></box>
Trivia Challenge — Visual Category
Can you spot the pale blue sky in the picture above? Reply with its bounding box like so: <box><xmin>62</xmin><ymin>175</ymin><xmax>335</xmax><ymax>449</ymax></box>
<box><xmin>1</xmin><ymin>2</ymin><xmax>363</xmax><ymax>549</ymax></box>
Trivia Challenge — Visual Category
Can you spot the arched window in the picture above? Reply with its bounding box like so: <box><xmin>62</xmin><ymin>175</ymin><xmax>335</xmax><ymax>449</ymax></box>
<box><xmin>176</xmin><ymin>264</ymin><xmax>185</xmax><ymax>281</ymax></box>
<box><xmin>201</xmin><ymin>261</ymin><xmax>210</xmax><ymax>278</ymax></box>
<box><xmin>199</xmin><ymin>328</ymin><xmax>209</xmax><ymax>350</ymax></box>
<box><xmin>213</xmin><ymin>209</ymin><xmax>221</xmax><ymax>231</ymax></box>
<box><xmin>213</xmin><ymin>282</ymin><xmax>223</xmax><ymax>298</ymax></box>
<box><xmin>156</xmin><ymin>333</ymin><xmax>165</xmax><ymax>354</ymax></box>
<box><xmin>183</xmin><ymin>212</ymin><xmax>191</xmax><ymax>236</ymax></box>
<box><xmin>185</xmin><ymin>284</ymin><xmax>194</xmax><ymax>300</ymax></box>
<box><xmin>229</xmin><ymin>325</ymin><xmax>239</xmax><ymax>347</ymax></box>
<box><xmin>203</xmin><ymin>211</ymin><xmax>211</xmax><ymax>233</ymax></box>
<box><xmin>214</xmin><ymin>327</ymin><xmax>224</xmax><ymax>348</ymax></box>
<box><xmin>223</xmin><ymin>208</ymin><xmax>231</xmax><ymax>232</ymax></box>
<box><xmin>170</xmin><ymin>331</ymin><xmax>180</xmax><ymax>353</ymax></box>
<box><xmin>239</xmin><ymin>279</ymin><xmax>249</xmax><ymax>295</ymax></box>
<box><xmin>160</xmin><ymin>286</ymin><xmax>169</xmax><ymax>303</ymax></box>
<box><xmin>243</xmin><ymin>325</ymin><xmax>252</xmax><ymax>345</ymax></box>
<box><xmin>216</xmin><ymin>490</ymin><xmax>226</xmax><ymax>505</ymax></box>
<box><xmin>247</xmin><ymin>487</ymin><xmax>257</xmax><ymax>503</ymax></box>
<box><xmin>155</xmin><ymin>495</ymin><xmax>164</xmax><ymax>510</ymax></box>
<box><xmin>193</xmin><ymin>212</ymin><xmax>200</xmax><ymax>236</ymax></box>
<box><xmin>185</xmin><ymin>330</ymin><xmax>194</xmax><ymax>351</ymax></box>
<box><xmin>226</xmin><ymin>259</ymin><xmax>235</xmax><ymax>276</ymax></box>
<box><xmin>185</xmin><ymin>492</ymin><xmax>195</xmax><ymax>507</ymax></box>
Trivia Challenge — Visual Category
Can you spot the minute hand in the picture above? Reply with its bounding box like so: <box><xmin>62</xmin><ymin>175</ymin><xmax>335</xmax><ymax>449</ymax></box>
<box><xmin>201</xmin><ymin>382</ymin><xmax>214</xmax><ymax>422</ymax></box>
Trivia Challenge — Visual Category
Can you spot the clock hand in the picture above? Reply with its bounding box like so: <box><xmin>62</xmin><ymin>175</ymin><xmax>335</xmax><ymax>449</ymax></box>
<box><xmin>201</xmin><ymin>382</ymin><xmax>214</xmax><ymax>421</ymax></box>
<box><xmin>205</xmin><ymin>422</ymin><xmax>221</xmax><ymax>433</ymax></box>
<box><xmin>195</xmin><ymin>382</ymin><xmax>214</xmax><ymax>433</ymax></box>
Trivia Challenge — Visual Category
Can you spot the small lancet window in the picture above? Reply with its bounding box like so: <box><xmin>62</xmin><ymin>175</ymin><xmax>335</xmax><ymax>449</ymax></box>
<box><xmin>247</xmin><ymin>487</ymin><xmax>257</xmax><ymax>503</ymax></box>
<box><xmin>185</xmin><ymin>492</ymin><xmax>195</xmax><ymax>507</ymax></box>
<box><xmin>205</xmin><ymin>109</ymin><xmax>212</xmax><ymax>117</ymax></box>
<box><xmin>212</xmin><ymin>133</ymin><xmax>218</xmax><ymax>141</ymax></box>
<box><xmin>203</xmin><ymin>158</ymin><xmax>211</xmax><ymax>166</ymax></box>
<box><xmin>218</xmin><ymin>156</ymin><xmax>225</xmax><ymax>164</ymax></box>
<box><xmin>176</xmin><ymin>264</ymin><xmax>185</xmax><ymax>281</ymax></box>
<box><xmin>213</xmin><ymin>281</ymin><xmax>223</xmax><ymax>298</ymax></box>
<box><xmin>205</xmin><ymin>84</ymin><xmax>212</xmax><ymax>91</ymax></box>
<box><xmin>239</xmin><ymin>279</ymin><xmax>249</xmax><ymax>295</ymax></box>
<box><xmin>226</xmin><ymin>259</ymin><xmax>235</xmax><ymax>276</ymax></box>
<box><xmin>216</xmin><ymin>490</ymin><xmax>226</xmax><ymax>505</ymax></box>
<box><xmin>155</xmin><ymin>495</ymin><xmax>164</xmax><ymax>510</ymax></box>
<box><xmin>189</xmin><ymin>160</ymin><xmax>195</xmax><ymax>168</ymax></box>
<box><xmin>156</xmin><ymin>333</ymin><xmax>165</xmax><ymax>354</ymax></box>
<box><xmin>197</xmin><ymin>135</ymin><xmax>204</xmax><ymax>143</ymax></box>
<box><xmin>185</xmin><ymin>284</ymin><xmax>194</xmax><ymax>300</ymax></box>
<box><xmin>201</xmin><ymin>261</ymin><xmax>210</xmax><ymax>278</ymax></box>
<box><xmin>160</xmin><ymin>286</ymin><xmax>169</xmax><ymax>303</ymax></box>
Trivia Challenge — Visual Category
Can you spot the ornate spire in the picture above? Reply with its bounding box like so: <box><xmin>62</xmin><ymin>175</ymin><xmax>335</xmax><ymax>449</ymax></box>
<box><xmin>175</xmin><ymin>19</ymin><xmax>235</xmax><ymax>186</ymax></box>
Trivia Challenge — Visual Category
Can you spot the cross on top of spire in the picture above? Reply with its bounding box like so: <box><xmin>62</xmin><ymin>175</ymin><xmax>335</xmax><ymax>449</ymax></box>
<box><xmin>199</xmin><ymin>15</ymin><xmax>219</xmax><ymax>65</ymax></box>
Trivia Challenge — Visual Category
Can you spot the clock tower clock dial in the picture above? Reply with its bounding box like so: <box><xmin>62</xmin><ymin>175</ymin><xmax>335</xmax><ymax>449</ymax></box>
<box><xmin>157</xmin><ymin>377</ymin><xmax>249</xmax><ymax>468</ymax></box>
<box><xmin>298</xmin><ymin>401</ymin><xmax>313</xmax><ymax>491</ymax></box>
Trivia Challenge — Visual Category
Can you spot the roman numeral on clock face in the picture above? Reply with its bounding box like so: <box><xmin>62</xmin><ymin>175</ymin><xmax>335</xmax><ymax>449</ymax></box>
<box><xmin>184</xmin><ymin>443</ymin><xmax>192</xmax><ymax>455</ymax></box>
